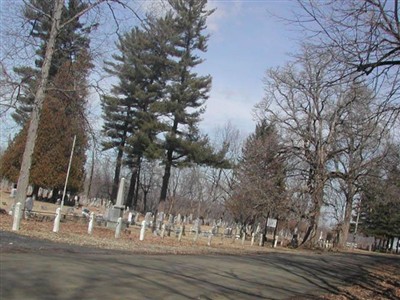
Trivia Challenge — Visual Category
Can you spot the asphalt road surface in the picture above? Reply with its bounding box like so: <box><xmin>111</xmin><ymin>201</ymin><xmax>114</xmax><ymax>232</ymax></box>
<box><xmin>1</xmin><ymin>231</ymin><xmax>399</xmax><ymax>300</ymax></box>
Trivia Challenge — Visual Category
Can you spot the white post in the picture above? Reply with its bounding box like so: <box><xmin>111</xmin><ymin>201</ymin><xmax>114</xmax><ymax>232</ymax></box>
<box><xmin>12</xmin><ymin>202</ymin><xmax>22</xmax><ymax>231</ymax></box>
<box><xmin>53</xmin><ymin>208</ymin><xmax>61</xmax><ymax>233</ymax></box>
<box><xmin>251</xmin><ymin>233</ymin><xmax>255</xmax><ymax>246</ymax></box>
<box><xmin>274</xmin><ymin>236</ymin><xmax>279</xmax><ymax>248</ymax></box>
<box><xmin>139</xmin><ymin>220</ymin><xmax>146</xmax><ymax>241</ymax></box>
<box><xmin>207</xmin><ymin>234</ymin><xmax>212</xmax><ymax>246</ymax></box>
<box><xmin>178</xmin><ymin>225</ymin><xmax>184</xmax><ymax>242</ymax></box>
<box><xmin>115</xmin><ymin>217</ymin><xmax>122</xmax><ymax>238</ymax></box>
<box><xmin>161</xmin><ymin>224</ymin><xmax>165</xmax><ymax>239</ymax></box>
<box><xmin>88</xmin><ymin>212</ymin><xmax>95</xmax><ymax>235</ymax></box>
<box><xmin>242</xmin><ymin>233</ymin><xmax>246</xmax><ymax>245</ymax></box>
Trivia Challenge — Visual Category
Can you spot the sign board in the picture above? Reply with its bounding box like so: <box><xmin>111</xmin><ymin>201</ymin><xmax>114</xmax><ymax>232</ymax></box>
<box><xmin>267</xmin><ymin>218</ymin><xmax>277</xmax><ymax>228</ymax></box>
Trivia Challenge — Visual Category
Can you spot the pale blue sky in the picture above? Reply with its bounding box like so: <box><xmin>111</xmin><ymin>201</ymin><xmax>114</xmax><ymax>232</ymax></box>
<box><xmin>199</xmin><ymin>0</ymin><xmax>303</xmax><ymax>136</ymax></box>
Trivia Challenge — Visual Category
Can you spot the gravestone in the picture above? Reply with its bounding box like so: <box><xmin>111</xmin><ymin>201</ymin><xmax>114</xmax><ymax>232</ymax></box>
<box><xmin>106</xmin><ymin>178</ymin><xmax>126</xmax><ymax>229</ymax></box>
<box><xmin>223</xmin><ymin>227</ymin><xmax>232</xmax><ymax>237</ymax></box>
<box><xmin>25</xmin><ymin>196</ymin><xmax>34</xmax><ymax>212</ymax></box>
<box><xmin>156</xmin><ymin>212</ymin><xmax>164</xmax><ymax>230</ymax></box>
<box><xmin>144</xmin><ymin>212</ymin><xmax>152</xmax><ymax>227</ymax></box>
<box><xmin>211</xmin><ymin>225</ymin><xmax>218</xmax><ymax>235</ymax></box>
<box><xmin>10</xmin><ymin>187</ymin><xmax>17</xmax><ymax>198</ymax></box>
<box><xmin>168</xmin><ymin>214</ymin><xmax>173</xmax><ymax>225</ymax></box>
<box><xmin>128</xmin><ymin>212</ymin><xmax>133</xmax><ymax>225</ymax></box>
<box><xmin>134</xmin><ymin>213</ymin><xmax>140</xmax><ymax>224</ymax></box>
<box><xmin>192</xmin><ymin>219</ymin><xmax>201</xmax><ymax>234</ymax></box>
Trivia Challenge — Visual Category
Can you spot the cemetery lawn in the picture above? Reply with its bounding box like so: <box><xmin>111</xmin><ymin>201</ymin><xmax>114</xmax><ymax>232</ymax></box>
<box><xmin>1</xmin><ymin>191</ymin><xmax>399</xmax><ymax>300</ymax></box>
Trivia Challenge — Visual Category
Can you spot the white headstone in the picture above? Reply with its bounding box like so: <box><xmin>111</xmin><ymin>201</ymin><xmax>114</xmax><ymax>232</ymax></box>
<box><xmin>25</xmin><ymin>196</ymin><xmax>34</xmax><ymax>212</ymax></box>
<box><xmin>10</xmin><ymin>188</ymin><xmax>17</xmax><ymax>198</ymax></box>
<box><xmin>267</xmin><ymin>218</ymin><xmax>277</xmax><ymax>228</ymax></box>
<box><xmin>144</xmin><ymin>212</ymin><xmax>152</xmax><ymax>227</ymax></box>
<box><xmin>128</xmin><ymin>212</ymin><xmax>133</xmax><ymax>224</ymax></box>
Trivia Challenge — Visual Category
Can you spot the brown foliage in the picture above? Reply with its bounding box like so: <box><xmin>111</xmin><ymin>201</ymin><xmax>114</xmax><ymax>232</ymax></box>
<box><xmin>1</xmin><ymin>58</ymin><xmax>89</xmax><ymax>192</ymax></box>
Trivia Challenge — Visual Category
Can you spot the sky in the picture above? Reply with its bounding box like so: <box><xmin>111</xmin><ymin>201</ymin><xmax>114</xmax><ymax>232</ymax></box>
<box><xmin>0</xmin><ymin>0</ymin><xmax>305</xmax><ymax>147</ymax></box>
<box><xmin>197</xmin><ymin>0</ymin><xmax>303</xmax><ymax>136</ymax></box>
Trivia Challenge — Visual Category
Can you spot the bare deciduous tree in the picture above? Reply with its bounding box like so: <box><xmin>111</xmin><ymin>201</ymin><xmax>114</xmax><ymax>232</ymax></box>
<box><xmin>329</xmin><ymin>83</ymin><xmax>391</xmax><ymax>247</ymax></box>
<box><xmin>296</xmin><ymin>0</ymin><xmax>400</xmax><ymax>113</ymax></box>
<box><xmin>257</xmin><ymin>46</ymin><xmax>361</xmax><ymax>246</ymax></box>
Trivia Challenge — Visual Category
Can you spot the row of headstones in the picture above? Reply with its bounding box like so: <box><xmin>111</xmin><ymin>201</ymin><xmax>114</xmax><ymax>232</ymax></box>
<box><xmin>12</xmin><ymin>203</ymin><xmax>280</xmax><ymax>248</ymax></box>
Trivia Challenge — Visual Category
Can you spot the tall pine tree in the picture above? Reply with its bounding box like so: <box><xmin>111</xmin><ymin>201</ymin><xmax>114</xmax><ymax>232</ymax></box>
<box><xmin>101</xmin><ymin>22</ymin><xmax>168</xmax><ymax>205</ymax></box>
<box><xmin>158</xmin><ymin>0</ymin><xmax>214</xmax><ymax>206</ymax></box>
<box><xmin>12</xmin><ymin>0</ymin><xmax>91</xmax><ymax>125</ymax></box>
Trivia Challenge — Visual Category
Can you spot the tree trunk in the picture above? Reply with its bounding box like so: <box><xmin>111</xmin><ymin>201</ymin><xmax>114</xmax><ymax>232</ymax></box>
<box><xmin>160</xmin><ymin>149</ymin><xmax>173</xmax><ymax>203</ymax></box>
<box><xmin>14</xmin><ymin>0</ymin><xmax>65</xmax><ymax>211</ymax></box>
<box><xmin>133</xmin><ymin>159</ymin><xmax>141</xmax><ymax>209</ymax></box>
<box><xmin>339</xmin><ymin>196</ymin><xmax>353</xmax><ymax>248</ymax></box>
<box><xmin>126</xmin><ymin>168</ymin><xmax>137</xmax><ymax>209</ymax></box>
<box><xmin>86</xmin><ymin>147</ymin><xmax>95</xmax><ymax>200</ymax></box>
<box><xmin>301</xmin><ymin>209</ymin><xmax>320</xmax><ymax>247</ymax></box>
<box><xmin>272</xmin><ymin>219</ymin><xmax>279</xmax><ymax>247</ymax></box>
<box><xmin>142</xmin><ymin>191</ymin><xmax>148</xmax><ymax>213</ymax></box>
<box><xmin>261</xmin><ymin>214</ymin><xmax>269</xmax><ymax>247</ymax></box>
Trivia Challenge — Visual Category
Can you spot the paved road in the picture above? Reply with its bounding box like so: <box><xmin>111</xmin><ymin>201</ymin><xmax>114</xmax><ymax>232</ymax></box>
<box><xmin>1</xmin><ymin>231</ymin><xmax>399</xmax><ymax>300</ymax></box>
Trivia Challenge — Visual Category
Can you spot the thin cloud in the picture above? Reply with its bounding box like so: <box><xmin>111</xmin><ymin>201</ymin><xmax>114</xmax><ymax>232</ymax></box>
<box><xmin>207</xmin><ymin>0</ymin><xmax>243</xmax><ymax>33</ymax></box>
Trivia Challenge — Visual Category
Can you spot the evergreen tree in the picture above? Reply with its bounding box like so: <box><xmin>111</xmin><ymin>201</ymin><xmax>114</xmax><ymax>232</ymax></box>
<box><xmin>158</xmin><ymin>0</ymin><xmax>215</xmax><ymax>205</ymax></box>
<box><xmin>101</xmin><ymin>22</ymin><xmax>168</xmax><ymax>204</ymax></box>
<box><xmin>2</xmin><ymin>55</ymin><xmax>90</xmax><ymax>196</ymax></box>
<box><xmin>227</xmin><ymin>120</ymin><xmax>286</xmax><ymax>228</ymax></box>
<box><xmin>12</xmin><ymin>0</ymin><xmax>91</xmax><ymax>125</ymax></box>
<box><xmin>2</xmin><ymin>0</ymin><xmax>92</xmax><ymax>198</ymax></box>
<box><xmin>359</xmin><ymin>145</ymin><xmax>400</xmax><ymax>239</ymax></box>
